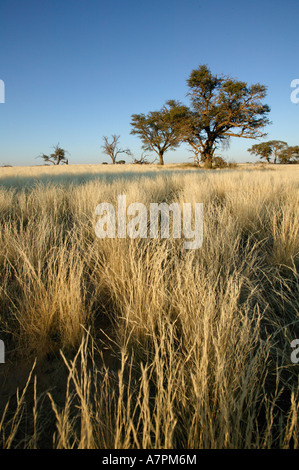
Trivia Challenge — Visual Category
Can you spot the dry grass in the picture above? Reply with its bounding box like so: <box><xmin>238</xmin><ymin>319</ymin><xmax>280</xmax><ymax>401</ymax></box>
<box><xmin>0</xmin><ymin>164</ymin><xmax>298</xmax><ymax>448</ymax></box>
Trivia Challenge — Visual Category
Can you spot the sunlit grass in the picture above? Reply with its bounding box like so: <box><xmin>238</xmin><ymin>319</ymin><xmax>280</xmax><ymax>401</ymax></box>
<box><xmin>0</xmin><ymin>164</ymin><xmax>298</xmax><ymax>448</ymax></box>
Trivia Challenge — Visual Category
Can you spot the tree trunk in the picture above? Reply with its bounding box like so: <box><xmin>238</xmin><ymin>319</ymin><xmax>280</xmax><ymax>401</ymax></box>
<box><xmin>204</xmin><ymin>158</ymin><xmax>212</xmax><ymax>169</ymax></box>
<box><xmin>158</xmin><ymin>151</ymin><xmax>164</xmax><ymax>165</ymax></box>
<box><xmin>202</xmin><ymin>142</ymin><xmax>214</xmax><ymax>169</ymax></box>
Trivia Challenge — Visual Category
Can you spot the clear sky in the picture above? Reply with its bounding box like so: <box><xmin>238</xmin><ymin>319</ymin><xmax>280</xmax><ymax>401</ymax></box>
<box><xmin>0</xmin><ymin>0</ymin><xmax>298</xmax><ymax>166</ymax></box>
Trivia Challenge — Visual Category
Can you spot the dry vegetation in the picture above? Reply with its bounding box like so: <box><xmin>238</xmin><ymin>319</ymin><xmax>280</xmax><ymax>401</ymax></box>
<box><xmin>0</xmin><ymin>163</ymin><xmax>298</xmax><ymax>449</ymax></box>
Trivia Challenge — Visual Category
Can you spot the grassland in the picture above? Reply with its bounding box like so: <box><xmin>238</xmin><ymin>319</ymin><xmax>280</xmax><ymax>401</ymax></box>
<box><xmin>0</xmin><ymin>163</ymin><xmax>298</xmax><ymax>449</ymax></box>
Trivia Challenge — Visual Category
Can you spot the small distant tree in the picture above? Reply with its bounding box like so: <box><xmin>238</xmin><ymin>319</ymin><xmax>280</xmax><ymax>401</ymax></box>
<box><xmin>267</xmin><ymin>140</ymin><xmax>288</xmax><ymax>164</ymax></box>
<box><xmin>278</xmin><ymin>145</ymin><xmax>299</xmax><ymax>164</ymax></box>
<box><xmin>37</xmin><ymin>144</ymin><xmax>69</xmax><ymax>165</ymax></box>
<box><xmin>102</xmin><ymin>135</ymin><xmax>132</xmax><ymax>164</ymax></box>
<box><xmin>247</xmin><ymin>142</ymin><xmax>273</xmax><ymax>163</ymax></box>
<box><xmin>131</xmin><ymin>152</ymin><xmax>157</xmax><ymax>165</ymax></box>
<box><xmin>248</xmin><ymin>140</ymin><xmax>288</xmax><ymax>163</ymax></box>
<box><xmin>130</xmin><ymin>100</ymin><xmax>188</xmax><ymax>165</ymax></box>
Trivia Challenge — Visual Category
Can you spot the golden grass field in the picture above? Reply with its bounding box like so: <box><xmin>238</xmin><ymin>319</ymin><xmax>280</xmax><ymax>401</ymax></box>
<box><xmin>0</xmin><ymin>163</ymin><xmax>298</xmax><ymax>449</ymax></box>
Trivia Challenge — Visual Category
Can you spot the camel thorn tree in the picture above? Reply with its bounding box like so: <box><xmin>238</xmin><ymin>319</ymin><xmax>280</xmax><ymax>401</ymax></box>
<box><xmin>178</xmin><ymin>65</ymin><xmax>271</xmax><ymax>168</ymax></box>
<box><xmin>130</xmin><ymin>100</ymin><xmax>188</xmax><ymax>165</ymax></box>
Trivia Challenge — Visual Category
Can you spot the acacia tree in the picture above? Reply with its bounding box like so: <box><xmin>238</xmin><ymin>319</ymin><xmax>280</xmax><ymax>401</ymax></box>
<box><xmin>248</xmin><ymin>140</ymin><xmax>288</xmax><ymax>163</ymax></box>
<box><xmin>130</xmin><ymin>100</ymin><xmax>188</xmax><ymax>165</ymax></box>
<box><xmin>268</xmin><ymin>140</ymin><xmax>288</xmax><ymax>164</ymax></box>
<box><xmin>37</xmin><ymin>144</ymin><xmax>69</xmax><ymax>165</ymax></box>
<box><xmin>278</xmin><ymin>145</ymin><xmax>299</xmax><ymax>164</ymax></box>
<box><xmin>102</xmin><ymin>135</ymin><xmax>132</xmax><ymax>164</ymax></box>
<box><xmin>248</xmin><ymin>142</ymin><xmax>274</xmax><ymax>163</ymax></box>
<box><xmin>179</xmin><ymin>65</ymin><xmax>271</xmax><ymax>168</ymax></box>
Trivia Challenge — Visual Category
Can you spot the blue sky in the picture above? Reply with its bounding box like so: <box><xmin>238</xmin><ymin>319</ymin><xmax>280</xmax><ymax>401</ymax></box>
<box><xmin>0</xmin><ymin>0</ymin><xmax>298</xmax><ymax>166</ymax></box>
